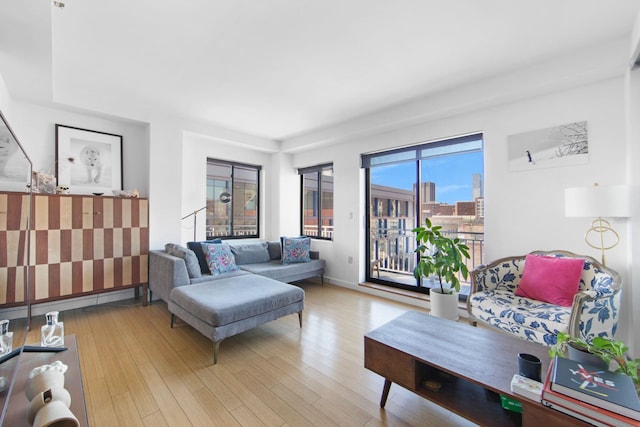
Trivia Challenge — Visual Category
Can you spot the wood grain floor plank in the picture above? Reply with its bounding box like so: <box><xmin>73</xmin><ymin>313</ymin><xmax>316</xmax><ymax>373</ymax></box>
<box><xmin>142</xmin><ymin>411</ymin><xmax>169</xmax><ymax>427</ymax></box>
<box><xmin>213</xmin><ymin>366</ymin><xmax>285</xmax><ymax>426</ymax></box>
<box><xmin>85</xmin><ymin>377</ymin><xmax>119</xmax><ymax>427</ymax></box>
<box><xmin>50</xmin><ymin>281</ymin><xmax>482</xmax><ymax>426</ymax></box>
<box><xmin>234</xmin><ymin>369</ymin><xmax>314</xmax><ymax>427</ymax></box>
<box><xmin>162</xmin><ymin>373</ymin><xmax>215</xmax><ymax>427</ymax></box>
<box><xmin>230</xmin><ymin>405</ymin><xmax>267</xmax><ymax>427</ymax></box>
<box><xmin>191</xmin><ymin>386</ymin><xmax>242</xmax><ymax>427</ymax></box>
<box><xmin>137</xmin><ymin>362</ymin><xmax>192</xmax><ymax>426</ymax></box>
<box><xmin>194</xmin><ymin>365</ymin><xmax>244</xmax><ymax>412</ymax></box>
<box><xmin>112</xmin><ymin>391</ymin><xmax>145</xmax><ymax>427</ymax></box>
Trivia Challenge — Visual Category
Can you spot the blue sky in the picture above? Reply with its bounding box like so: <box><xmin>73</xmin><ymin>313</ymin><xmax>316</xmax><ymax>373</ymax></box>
<box><xmin>370</xmin><ymin>151</ymin><xmax>483</xmax><ymax>204</ymax></box>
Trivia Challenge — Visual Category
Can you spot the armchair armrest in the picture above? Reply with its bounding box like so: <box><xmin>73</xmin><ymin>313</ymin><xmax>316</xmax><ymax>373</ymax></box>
<box><xmin>568</xmin><ymin>287</ymin><xmax>622</xmax><ymax>342</ymax></box>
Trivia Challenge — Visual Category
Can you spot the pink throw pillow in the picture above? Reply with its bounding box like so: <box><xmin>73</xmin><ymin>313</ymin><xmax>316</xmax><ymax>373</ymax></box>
<box><xmin>514</xmin><ymin>254</ymin><xmax>585</xmax><ymax>307</ymax></box>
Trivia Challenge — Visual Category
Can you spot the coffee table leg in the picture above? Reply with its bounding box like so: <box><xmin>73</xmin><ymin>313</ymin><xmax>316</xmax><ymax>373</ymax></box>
<box><xmin>380</xmin><ymin>379</ymin><xmax>392</xmax><ymax>408</ymax></box>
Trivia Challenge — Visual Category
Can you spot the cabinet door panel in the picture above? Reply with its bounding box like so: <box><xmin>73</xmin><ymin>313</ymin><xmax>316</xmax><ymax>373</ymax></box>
<box><xmin>1</xmin><ymin>193</ymin><xmax>149</xmax><ymax>306</ymax></box>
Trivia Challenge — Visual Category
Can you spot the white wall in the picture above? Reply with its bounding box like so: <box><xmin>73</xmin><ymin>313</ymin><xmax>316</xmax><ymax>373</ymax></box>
<box><xmin>268</xmin><ymin>152</ymin><xmax>300</xmax><ymax>240</ymax></box>
<box><xmin>0</xmin><ymin>74</ymin><xmax>12</xmax><ymax>117</ymax></box>
<box><xmin>180</xmin><ymin>132</ymin><xmax>273</xmax><ymax>245</ymax></box>
<box><xmin>148</xmin><ymin>118</ymin><xmax>183</xmax><ymax>249</ymax></box>
<box><xmin>625</xmin><ymin>23</ymin><xmax>640</xmax><ymax>355</ymax></box>
<box><xmin>4</xmin><ymin>101</ymin><xmax>149</xmax><ymax>196</ymax></box>
<box><xmin>293</xmin><ymin>76</ymin><xmax>633</xmax><ymax>343</ymax></box>
<box><xmin>1</xmin><ymin>35</ymin><xmax>637</xmax><ymax>349</ymax></box>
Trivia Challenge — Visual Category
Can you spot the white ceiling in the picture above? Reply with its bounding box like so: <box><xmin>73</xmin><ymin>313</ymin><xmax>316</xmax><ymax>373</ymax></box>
<box><xmin>1</xmin><ymin>1</ymin><xmax>640</xmax><ymax>143</ymax></box>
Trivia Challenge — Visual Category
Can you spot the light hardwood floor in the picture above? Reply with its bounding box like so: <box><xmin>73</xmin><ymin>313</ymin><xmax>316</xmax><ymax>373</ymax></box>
<box><xmin>26</xmin><ymin>282</ymin><xmax>478</xmax><ymax>426</ymax></box>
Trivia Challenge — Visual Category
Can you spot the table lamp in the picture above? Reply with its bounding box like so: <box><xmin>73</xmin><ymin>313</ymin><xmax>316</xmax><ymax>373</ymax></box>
<box><xmin>564</xmin><ymin>183</ymin><xmax>630</xmax><ymax>266</ymax></box>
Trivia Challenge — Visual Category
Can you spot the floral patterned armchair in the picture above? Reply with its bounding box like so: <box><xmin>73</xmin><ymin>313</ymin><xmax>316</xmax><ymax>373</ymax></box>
<box><xmin>467</xmin><ymin>250</ymin><xmax>621</xmax><ymax>346</ymax></box>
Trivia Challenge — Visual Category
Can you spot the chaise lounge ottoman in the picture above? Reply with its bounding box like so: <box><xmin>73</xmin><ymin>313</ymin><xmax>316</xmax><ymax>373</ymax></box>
<box><xmin>168</xmin><ymin>274</ymin><xmax>305</xmax><ymax>364</ymax></box>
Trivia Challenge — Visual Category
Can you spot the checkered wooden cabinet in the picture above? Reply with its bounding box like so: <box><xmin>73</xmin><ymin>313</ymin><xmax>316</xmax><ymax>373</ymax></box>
<box><xmin>1</xmin><ymin>192</ymin><xmax>148</xmax><ymax>307</ymax></box>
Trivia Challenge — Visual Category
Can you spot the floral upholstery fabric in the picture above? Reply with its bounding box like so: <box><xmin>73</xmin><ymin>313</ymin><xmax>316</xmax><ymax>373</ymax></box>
<box><xmin>281</xmin><ymin>237</ymin><xmax>311</xmax><ymax>265</ymax></box>
<box><xmin>468</xmin><ymin>251</ymin><xmax>621</xmax><ymax>346</ymax></box>
<box><xmin>469</xmin><ymin>290</ymin><xmax>571</xmax><ymax>345</ymax></box>
<box><xmin>202</xmin><ymin>242</ymin><xmax>239</xmax><ymax>276</ymax></box>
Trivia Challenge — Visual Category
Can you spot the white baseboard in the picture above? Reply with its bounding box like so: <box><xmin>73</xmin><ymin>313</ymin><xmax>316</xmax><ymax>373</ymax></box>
<box><xmin>322</xmin><ymin>276</ymin><xmax>469</xmax><ymax>319</ymax></box>
<box><xmin>323</xmin><ymin>276</ymin><xmax>427</xmax><ymax>308</ymax></box>
<box><xmin>0</xmin><ymin>289</ymin><xmax>139</xmax><ymax>320</ymax></box>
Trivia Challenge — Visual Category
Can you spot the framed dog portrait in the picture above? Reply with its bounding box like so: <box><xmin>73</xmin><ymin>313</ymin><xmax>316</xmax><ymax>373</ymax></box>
<box><xmin>55</xmin><ymin>125</ymin><xmax>123</xmax><ymax>195</ymax></box>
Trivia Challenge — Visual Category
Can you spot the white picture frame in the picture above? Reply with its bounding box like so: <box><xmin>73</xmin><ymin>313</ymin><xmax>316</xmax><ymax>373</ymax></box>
<box><xmin>508</xmin><ymin>121</ymin><xmax>589</xmax><ymax>172</ymax></box>
<box><xmin>55</xmin><ymin>124</ymin><xmax>123</xmax><ymax>195</ymax></box>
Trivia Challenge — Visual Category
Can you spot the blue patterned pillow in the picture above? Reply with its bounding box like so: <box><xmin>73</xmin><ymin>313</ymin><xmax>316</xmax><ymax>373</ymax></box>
<box><xmin>201</xmin><ymin>242</ymin><xmax>239</xmax><ymax>276</ymax></box>
<box><xmin>281</xmin><ymin>237</ymin><xmax>311</xmax><ymax>265</ymax></box>
<box><xmin>187</xmin><ymin>239</ymin><xmax>222</xmax><ymax>274</ymax></box>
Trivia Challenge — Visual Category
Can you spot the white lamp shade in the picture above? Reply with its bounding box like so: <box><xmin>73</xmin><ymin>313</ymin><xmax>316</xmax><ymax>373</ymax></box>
<box><xmin>565</xmin><ymin>185</ymin><xmax>630</xmax><ymax>218</ymax></box>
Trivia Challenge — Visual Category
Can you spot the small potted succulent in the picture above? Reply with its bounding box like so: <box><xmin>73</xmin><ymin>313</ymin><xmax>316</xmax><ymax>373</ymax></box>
<box><xmin>413</xmin><ymin>218</ymin><xmax>470</xmax><ymax>320</ymax></box>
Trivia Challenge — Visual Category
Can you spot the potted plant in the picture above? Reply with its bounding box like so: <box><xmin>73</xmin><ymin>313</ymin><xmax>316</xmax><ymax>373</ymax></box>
<box><xmin>549</xmin><ymin>332</ymin><xmax>640</xmax><ymax>393</ymax></box>
<box><xmin>413</xmin><ymin>218</ymin><xmax>471</xmax><ymax>320</ymax></box>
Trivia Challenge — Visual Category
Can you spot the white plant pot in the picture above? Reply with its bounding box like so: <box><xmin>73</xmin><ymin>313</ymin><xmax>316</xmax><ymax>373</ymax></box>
<box><xmin>429</xmin><ymin>288</ymin><xmax>459</xmax><ymax>321</ymax></box>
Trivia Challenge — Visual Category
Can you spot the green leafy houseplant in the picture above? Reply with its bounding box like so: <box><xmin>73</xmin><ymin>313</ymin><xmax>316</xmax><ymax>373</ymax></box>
<box><xmin>549</xmin><ymin>332</ymin><xmax>640</xmax><ymax>393</ymax></box>
<box><xmin>413</xmin><ymin>218</ymin><xmax>471</xmax><ymax>294</ymax></box>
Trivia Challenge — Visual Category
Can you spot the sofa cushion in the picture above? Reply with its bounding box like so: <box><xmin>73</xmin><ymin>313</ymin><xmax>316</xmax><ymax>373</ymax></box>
<box><xmin>515</xmin><ymin>254</ymin><xmax>584</xmax><ymax>307</ymax></box>
<box><xmin>239</xmin><ymin>259</ymin><xmax>324</xmax><ymax>281</ymax></box>
<box><xmin>281</xmin><ymin>236</ymin><xmax>311</xmax><ymax>264</ymax></box>
<box><xmin>202</xmin><ymin>242</ymin><xmax>239</xmax><ymax>276</ymax></box>
<box><xmin>170</xmin><ymin>275</ymin><xmax>305</xmax><ymax>327</ymax></box>
<box><xmin>187</xmin><ymin>239</ymin><xmax>222</xmax><ymax>274</ymax></box>
<box><xmin>189</xmin><ymin>269</ymin><xmax>252</xmax><ymax>284</ymax></box>
<box><xmin>469</xmin><ymin>289</ymin><xmax>571</xmax><ymax>345</ymax></box>
<box><xmin>230</xmin><ymin>242</ymin><xmax>271</xmax><ymax>265</ymax></box>
<box><xmin>267</xmin><ymin>241</ymin><xmax>281</xmax><ymax>260</ymax></box>
<box><xmin>165</xmin><ymin>243</ymin><xmax>201</xmax><ymax>278</ymax></box>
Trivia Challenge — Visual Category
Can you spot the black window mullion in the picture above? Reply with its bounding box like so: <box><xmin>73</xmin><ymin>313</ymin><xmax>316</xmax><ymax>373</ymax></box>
<box><xmin>299</xmin><ymin>164</ymin><xmax>333</xmax><ymax>240</ymax></box>
<box><xmin>415</xmin><ymin>158</ymin><xmax>423</xmax><ymax>290</ymax></box>
<box><xmin>316</xmin><ymin>170</ymin><xmax>322</xmax><ymax>238</ymax></box>
<box><xmin>229</xmin><ymin>165</ymin><xmax>235</xmax><ymax>235</ymax></box>
<box><xmin>206</xmin><ymin>158</ymin><xmax>260</xmax><ymax>239</ymax></box>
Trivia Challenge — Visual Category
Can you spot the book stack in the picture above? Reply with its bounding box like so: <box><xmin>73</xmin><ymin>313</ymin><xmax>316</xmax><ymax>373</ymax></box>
<box><xmin>541</xmin><ymin>356</ymin><xmax>640</xmax><ymax>427</ymax></box>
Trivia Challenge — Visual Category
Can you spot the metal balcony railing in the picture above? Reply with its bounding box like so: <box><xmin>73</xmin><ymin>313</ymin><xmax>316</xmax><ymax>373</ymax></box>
<box><xmin>302</xmin><ymin>225</ymin><xmax>334</xmax><ymax>239</ymax></box>
<box><xmin>370</xmin><ymin>229</ymin><xmax>485</xmax><ymax>281</ymax></box>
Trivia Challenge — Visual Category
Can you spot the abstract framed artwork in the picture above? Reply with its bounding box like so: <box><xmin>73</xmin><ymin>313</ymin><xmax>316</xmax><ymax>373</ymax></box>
<box><xmin>508</xmin><ymin>121</ymin><xmax>589</xmax><ymax>172</ymax></box>
<box><xmin>55</xmin><ymin>124</ymin><xmax>123</xmax><ymax>195</ymax></box>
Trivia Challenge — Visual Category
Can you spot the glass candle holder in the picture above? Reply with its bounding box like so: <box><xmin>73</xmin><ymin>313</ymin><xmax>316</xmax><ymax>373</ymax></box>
<box><xmin>0</xmin><ymin>320</ymin><xmax>12</xmax><ymax>356</ymax></box>
<box><xmin>41</xmin><ymin>311</ymin><xmax>64</xmax><ymax>348</ymax></box>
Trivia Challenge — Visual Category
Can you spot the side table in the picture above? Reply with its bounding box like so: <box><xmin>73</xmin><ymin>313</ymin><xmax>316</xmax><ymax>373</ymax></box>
<box><xmin>3</xmin><ymin>335</ymin><xmax>88</xmax><ymax>426</ymax></box>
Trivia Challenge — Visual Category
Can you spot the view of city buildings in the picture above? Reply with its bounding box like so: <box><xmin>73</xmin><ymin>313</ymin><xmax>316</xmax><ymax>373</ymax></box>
<box><xmin>206</xmin><ymin>159</ymin><xmax>484</xmax><ymax>291</ymax></box>
<box><xmin>369</xmin><ymin>174</ymin><xmax>485</xmax><ymax>288</ymax></box>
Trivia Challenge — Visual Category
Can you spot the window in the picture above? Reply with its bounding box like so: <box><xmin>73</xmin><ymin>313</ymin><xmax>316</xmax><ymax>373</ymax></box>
<box><xmin>206</xmin><ymin>159</ymin><xmax>260</xmax><ymax>239</ymax></box>
<box><xmin>362</xmin><ymin>134</ymin><xmax>484</xmax><ymax>296</ymax></box>
<box><xmin>299</xmin><ymin>163</ymin><xmax>333</xmax><ymax>240</ymax></box>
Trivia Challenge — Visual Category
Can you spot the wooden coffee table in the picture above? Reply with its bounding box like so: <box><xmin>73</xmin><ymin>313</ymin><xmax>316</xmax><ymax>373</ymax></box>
<box><xmin>364</xmin><ymin>311</ymin><xmax>590</xmax><ymax>427</ymax></box>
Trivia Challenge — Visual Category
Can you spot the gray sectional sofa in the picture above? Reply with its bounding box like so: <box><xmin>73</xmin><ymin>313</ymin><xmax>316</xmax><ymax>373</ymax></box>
<box><xmin>148</xmin><ymin>239</ymin><xmax>325</xmax><ymax>363</ymax></box>
<box><xmin>149</xmin><ymin>240</ymin><xmax>325</xmax><ymax>303</ymax></box>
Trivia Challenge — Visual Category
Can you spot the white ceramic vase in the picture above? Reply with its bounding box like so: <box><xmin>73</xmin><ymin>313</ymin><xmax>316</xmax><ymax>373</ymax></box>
<box><xmin>429</xmin><ymin>288</ymin><xmax>459</xmax><ymax>321</ymax></box>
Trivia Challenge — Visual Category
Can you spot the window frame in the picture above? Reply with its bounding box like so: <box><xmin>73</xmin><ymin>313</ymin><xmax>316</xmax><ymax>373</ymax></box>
<box><xmin>362</xmin><ymin>133</ymin><xmax>484</xmax><ymax>293</ymax></box>
<box><xmin>205</xmin><ymin>158</ymin><xmax>261</xmax><ymax>240</ymax></box>
<box><xmin>299</xmin><ymin>163</ymin><xmax>334</xmax><ymax>240</ymax></box>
